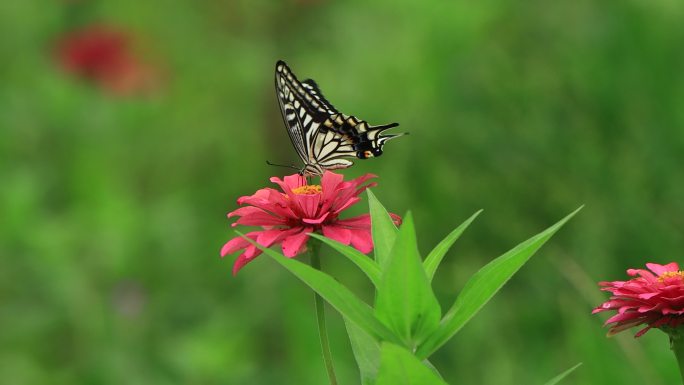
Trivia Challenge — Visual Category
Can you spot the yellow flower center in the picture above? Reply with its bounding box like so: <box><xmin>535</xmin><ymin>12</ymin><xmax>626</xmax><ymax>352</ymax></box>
<box><xmin>658</xmin><ymin>271</ymin><xmax>684</xmax><ymax>282</ymax></box>
<box><xmin>292</xmin><ymin>184</ymin><xmax>322</xmax><ymax>195</ymax></box>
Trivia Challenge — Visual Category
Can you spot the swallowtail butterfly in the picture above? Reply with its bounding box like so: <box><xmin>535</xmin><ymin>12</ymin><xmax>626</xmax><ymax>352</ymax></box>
<box><xmin>274</xmin><ymin>60</ymin><xmax>404</xmax><ymax>176</ymax></box>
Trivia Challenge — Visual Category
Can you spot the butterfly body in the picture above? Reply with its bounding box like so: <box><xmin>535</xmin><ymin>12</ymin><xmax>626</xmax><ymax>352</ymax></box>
<box><xmin>275</xmin><ymin>60</ymin><xmax>404</xmax><ymax>176</ymax></box>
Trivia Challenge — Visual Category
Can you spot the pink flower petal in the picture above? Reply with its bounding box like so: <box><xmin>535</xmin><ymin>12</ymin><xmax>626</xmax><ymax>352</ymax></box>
<box><xmin>236</xmin><ymin>188</ymin><xmax>277</xmax><ymax>205</ymax></box>
<box><xmin>281</xmin><ymin>228</ymin><xmax>313</xmax><ymax>257</ymax></box>
<box><xmin>220</xmin><ymin>231</ymin><xmax>259</xmax><ymax>257</ymax></box>
<box><xmin>390</xmin><ymin>213</ymin><xmax>403</xmax><ymax>226</ymax></box>
<box><xmin>221</xmin><ymin>237</ymin><xmax>248</xmax><ymax>257</ymax></box>
<box><xmin>302</xmin><ymin>211</ymin><xmax>330</xmax><ymax>225</ymax></box>
<box><xmin>335</xmin><ymin>214</ymin><xmax>372</xmax><ymax>228</ymax></box>
<box><xmin>647</xmin><ymin>262</ymin><xmax>679</xmax><ymax>275</ymax></box>
<box><xmin>332</xmin><ymin>196</ymin><xmax>361</xmax><ymax>214</ymax></box>
<box><xmin>257</xmin><ymin>228</ymin><xmax>299</xmax><ymax>247</ymax></box>
<box><xmin>237</xmin><ymin>188</ymin><xmax>294</xmax><ymax>218</ymax></box>
<box><xmin>320</xmin><ymin>171</ymin><xmax>344</xmax><ymax>203</ymax></box>
<box><xmin>269</xmin><ymin>175</ymin><xmax>300</xmax><ymax>202</ymax></box>
<box><xmin>228</xmin><ymin>206</ymin><xmax>279</xmax><ymax>219</ymax></box>
<box><xmin>349</xmin><ymin>228</ymin><xmax>373</xmax><ymax>254</ymax></box>
<box><xmin>343</xmin><ymin>174</ymin><xmax>377</xmax><ymax>197</ymax></box>
<box><xmin>283</xmin><ymin>174</ymin><xmax>308</xmax><ymax>190</ymax></box>
<box><xmin>232</xmin><ymin>254</ymin><xmax>251</xmax><ymax>275</ymax></box>
<box><xmin>232</xmin><ymin>245</ymin><xmax>264</xmax><ymax>275</ymax></box>
<box><xmin>270</xmin><ymin>174</ymin><xmax>306</xmax><ymax>199</ymax></box>
<box><xmin>322</xmin><ymin>225</ymin><xmax>353</xmax><ymax>245</ymax></box>
<box><xmin>628</xmin><ymin>268</ymin><xmax>658</xmax><ymax>282</ymax></box>
<box><xmin>326</xmin><ymin>173</ymin><xmax>377</xmax><ymax>212</ymax></box>
<box><xmin>230</xmin><ymin>207</ymin><xmax>287</xmax><ymax>227</ymax></box>
<box><xmin>294</xmin><ymin>193</ymin><xmax>321</xmax><ymax>219</ymax></box>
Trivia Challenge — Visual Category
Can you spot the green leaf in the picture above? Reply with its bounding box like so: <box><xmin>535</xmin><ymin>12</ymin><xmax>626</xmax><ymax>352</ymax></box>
<box><xmin>543</xmin><ymin>363</ymin><xmax>582</xmax><ymax>385</ymax></box>
<box><xmin>375</xmin><ymin>343</ymin><xmax>448</xmax><ymax>385</ymax></box>
<box><xmin>422</xmin><ymin>359</ymin><xmax>444</xmax><ymax>380</ymax></box>
<box><xmin>308</xmin><ymin>233</ymin><xmax>381</xmax><ymax>287</ymax></box>
<box><xmin>375</xmin><ymin>212</ymin><xmax>441</xmax><ymax>346</ymax></box>
<box><xmin>424</xmin><ymin>210</ymin><xmax>483</xmax><ymax>282</ymax></box>
<box><xmin>237</xmin><ymin>232</ymin><xmax>402</xmax><ymax>345</ymax></box>
<box><xmin>368</xmin><ymin>189</ymin><xmax>398</xmax><ymax>269</ymax></box>
<box><xmin>344</xmin><ymin>317</ymin><xmax>381</xmax><ymax>385</ymax></box>
<box><xmin>415</xmin><ymin>207</ymin><xmax>582</xmax><ymax>359</ymax></box>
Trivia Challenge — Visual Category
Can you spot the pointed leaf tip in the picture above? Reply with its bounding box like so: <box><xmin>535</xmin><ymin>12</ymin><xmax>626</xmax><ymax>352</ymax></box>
<box><xmin>375</xmin><ymin>211</ymin><xmax>441</xmax><ymax>346</ymax></box>
<box><xmin>416</xmin><ymin>208</ymin><xmax>580</xmax><ymax>358</ymax></box>
<box><xmin>367</xmin><ymin>189</ymin><xmax>399</xmax><ymax>269</ymax></box>
<box><xmin>424</xmin><ymin>209</ymin><xmax>483</xmax><ymax>281</ymax></box>
<box><xmin>543</xmin><ymin>363</ymin><xmax>582</xmax><ymax>385</ymax></box>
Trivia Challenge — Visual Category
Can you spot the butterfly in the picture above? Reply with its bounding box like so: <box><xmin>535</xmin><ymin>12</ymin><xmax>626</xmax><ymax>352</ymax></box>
<box><xmin>274</xmin><ymin>60</ymin><xmax>405</xmax><ymax>177</ymax></box>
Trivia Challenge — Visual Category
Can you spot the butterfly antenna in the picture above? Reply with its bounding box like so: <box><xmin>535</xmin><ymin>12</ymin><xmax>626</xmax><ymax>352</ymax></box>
<box><xmin>375</xmin><ymin>122</ymin><xmax>408</xmax><ymax>139</ymax></box>
<box><xmin>266</xmin><ymin>160</ymin><xmax>300</xmax><ymax>171</ymax></box>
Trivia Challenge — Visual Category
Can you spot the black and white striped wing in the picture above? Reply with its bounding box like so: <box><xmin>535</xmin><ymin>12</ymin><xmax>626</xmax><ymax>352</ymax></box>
<box><xmin>275</xmin><ymin>60</ymin><xmax>404</xmax><ymax>175</ymax></box>
<box><xmin>309</xmin><ymin>129</ymin><xmax>355</xmax><ymax>170</ymax></box>
<box><xmin>301</xmin><ymin>79</ymin><xmax>339</xmax><ymax>115</ymax></box>
<box><xmin>275</xmin><ymin>61</ymin><xmax>352</xmax><ymax>170</ymax></box>
<box><xmin>275</xmin><ymin>62</ymin><xmax>310</xmax><ymax>164</ymax></box>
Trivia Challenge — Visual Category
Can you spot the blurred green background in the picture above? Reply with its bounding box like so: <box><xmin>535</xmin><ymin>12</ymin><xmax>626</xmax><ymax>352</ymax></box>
<box><xmin>2</xmin><ymin>0</ymin><xmax>684</xmax><ymax>384</ymax></box>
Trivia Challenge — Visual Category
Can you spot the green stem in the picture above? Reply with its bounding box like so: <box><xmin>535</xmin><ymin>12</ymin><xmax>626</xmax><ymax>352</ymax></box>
<box><xmin>671</xmin><ymin>333</ymin><xmax>684</xmax><ymax>384</ymax></box>
<box><xmin>310</xmin><ymin>241</ymin><xmax>338</xmax><ymax>385</ymax></box>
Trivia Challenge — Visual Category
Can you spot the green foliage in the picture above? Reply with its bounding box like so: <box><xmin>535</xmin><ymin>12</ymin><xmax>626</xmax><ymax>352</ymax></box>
<box><xmin>375</xmin><ymin>343</ymin><xmax>448</xmax><ymax>385</ymax></box>
<box><xmin>257</xmin><ymin>194</ymin><xmax>577</xmax><ymax>384</ymax></box>
<box><xmin>309</xmin><ymin>233</ymin><xmax>381</xmax><ymax>286</ymax></box>
<box><xmin>368</xmin><ymin>189</ymin><xmax>398</xmax><ymax>269</ymax></box>
<box><xmin>543</xmin><ymin>363</ymin><xmax>583</xmax><ymax>385</ymax></box>
<box><xmin>344</xmin><ymin>318</ymin><xmax>381</xmax><ymax>385</ymax></box>
<box><xmin>241</xmin><ymin>232</ymin><xmax>401</xmax><ymax>346</ymax></box>
<box><xmin>416</xmin><ymin>206</ymin><xmax>582</xmax><ymax>359</ymax></box>
<box><xmin>374</xmin><ymin>212</ymin><xmax>442</xmax><ymax>347</ymax></box>
<box><xmin>424</xmin><ymin>210</ymin><xmax>483</xmax><ymax>282</ymax></box>
<box><xmin>4</xmin><ymin>1</ymin><xmax>684</xmax><ymax>384</ymax></box>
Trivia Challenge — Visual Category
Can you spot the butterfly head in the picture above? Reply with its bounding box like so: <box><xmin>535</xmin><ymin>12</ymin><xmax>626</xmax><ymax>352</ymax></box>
<box><xmin>356</xmin><ymin>148</ymin><xmax>383</xmax><ymax>159</ymax></box>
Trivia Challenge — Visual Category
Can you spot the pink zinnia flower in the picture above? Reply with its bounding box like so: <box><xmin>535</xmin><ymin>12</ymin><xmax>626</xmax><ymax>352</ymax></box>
<box><xmin>53</xmin><ymin>25</ymin><xmax>159</xmax><ymax>94</ymax></box>
<box><xmin>221</xmin><ymin>171</ymin><xmax>400</xmax><ymax>275</ymax></box>
<box><xmin>593</xmin><ymin>262</ymin><xmax>684</xmax><ymax>337</ymax></box>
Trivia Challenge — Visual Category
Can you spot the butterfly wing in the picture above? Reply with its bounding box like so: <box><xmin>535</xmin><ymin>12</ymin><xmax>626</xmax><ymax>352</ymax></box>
<box><xmin>275</xmin><ymin>60</ymin><xmax>404</xmax><ymax>175</ymax></box>
<box><xmin>325</xmin><ymin>113</ymin><xmax>402</xmax><ymax>159</ymax></box>
<box><xmin>275</xmin><ymin>61</ymin><xmax>309</xmax><ymax>164</ymax></box>
<box><xmin>276</xmin><ymin>61</ymin><xmax>354</xmax><ymax>173</ymax></box>
<box><xmin>301</xmin><ymin>79</ymin><xmax>339</xmax><ymax>115</ymax></box>
<box><xmin>310</xmin><ymin>128</ymin><xmax>356</xmax><ymax>170</ymax></box>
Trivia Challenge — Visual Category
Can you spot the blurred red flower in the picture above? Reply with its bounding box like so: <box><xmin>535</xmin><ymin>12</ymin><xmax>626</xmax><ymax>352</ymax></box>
<box><xmin>221</xmin><ymin>171</ymin><xmax>401</xmax><ymax>275</ymax></box>
<box><xmin>53</xmin><ymin>25</ymin><xmax>158</xmax><ymax>94</ymax></box>
<box><xmin>593</xmin><ymin>262</ymin><xmax>684</xmax><ymax>337</ymax></box>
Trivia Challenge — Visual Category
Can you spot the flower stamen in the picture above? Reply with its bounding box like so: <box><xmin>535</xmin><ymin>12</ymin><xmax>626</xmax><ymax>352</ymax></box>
<box><xmin>658</xmin><ymin>271</ymin><xmax>684</xmax><ymax>283</ymax></box>
<box><xmin>292</xmin><ymin>184</ymin><xmax>322</xmax><ymax>195</ymax></box>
